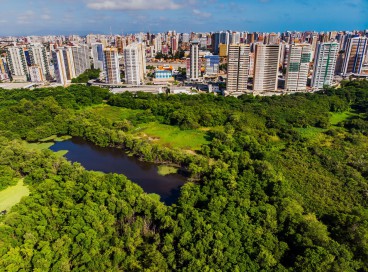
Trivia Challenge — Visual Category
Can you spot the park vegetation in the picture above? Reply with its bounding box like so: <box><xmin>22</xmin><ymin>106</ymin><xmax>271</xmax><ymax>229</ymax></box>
<box><xmin>0</xmin><ymin>80</ymin><xmax>367</xmax><ymax>271</ymax></box>
<box><xmin>71</xmin><ymin>68</ymin><xmax>100</xmax><ymax>83</ymax></box>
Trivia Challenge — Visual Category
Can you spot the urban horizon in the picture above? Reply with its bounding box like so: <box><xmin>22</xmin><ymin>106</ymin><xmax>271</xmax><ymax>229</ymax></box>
<box><xmin>1</xmin><ymin>0</ymin><xmax>366</xmax><ymax>36</ymax></box>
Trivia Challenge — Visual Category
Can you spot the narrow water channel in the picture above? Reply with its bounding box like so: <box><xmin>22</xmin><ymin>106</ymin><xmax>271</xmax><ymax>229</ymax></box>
<box><xmin>49</xmin><ymin>137</ymin><xmax>186</xmax><ymax>205</ymax></box>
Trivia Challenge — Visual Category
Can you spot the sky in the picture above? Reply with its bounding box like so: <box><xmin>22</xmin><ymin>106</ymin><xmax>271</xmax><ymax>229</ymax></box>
<box><xmin>0</xmin><ymin>0</ymin><xmax>367</xmax><ymax>36</ymax></box>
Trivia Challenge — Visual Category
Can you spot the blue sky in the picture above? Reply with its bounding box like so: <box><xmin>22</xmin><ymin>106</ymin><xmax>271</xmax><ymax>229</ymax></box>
<box><xmin>0</xmin><ymin>0</ymin><xmax>367</xmax><ymax>36</ymax></box>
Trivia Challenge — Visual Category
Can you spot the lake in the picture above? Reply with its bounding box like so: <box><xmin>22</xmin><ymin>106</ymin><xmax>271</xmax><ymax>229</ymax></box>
<box><xmin>49</xmin><ymin>137</ymin><xmax>186</xmax><ymax>205</ymax></box>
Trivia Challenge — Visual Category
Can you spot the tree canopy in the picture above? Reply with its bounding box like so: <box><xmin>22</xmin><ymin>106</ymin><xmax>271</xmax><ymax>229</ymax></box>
<box><xmin>0</xmin><ymin>80</ymin><xmax>367</xmax><ymax>271</ymax></box>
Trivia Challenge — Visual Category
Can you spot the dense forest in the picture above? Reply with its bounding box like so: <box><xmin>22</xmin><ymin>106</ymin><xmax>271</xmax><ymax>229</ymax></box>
<box><xmin>0</xmin><ymin>80</ymin><xmax>367</xmax><ymax>271</ymax></box>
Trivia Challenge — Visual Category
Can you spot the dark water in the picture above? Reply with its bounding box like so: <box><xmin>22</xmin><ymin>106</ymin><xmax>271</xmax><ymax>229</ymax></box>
<box><xmin>49</xmin><ymin>137</ymin><xmax>186</xmax><ymax>205</ymax></box>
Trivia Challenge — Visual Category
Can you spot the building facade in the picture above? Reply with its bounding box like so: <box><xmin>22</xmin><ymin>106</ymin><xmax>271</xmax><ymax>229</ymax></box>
<box><xmin>6</xmin><ymin>46</ymin><xmax>29</xmax><ymax>81</ymax></box>
<box><xmin>124</xmin><ymin>43</ymin><xmax>146</xmax><ymax>85</ymax></box>
<box><xmin>71</xmin><ymin>44</ymin><xmax>90</xmax><ymax>77</ymax></box>
<box><xmin>341</xmin><ymin>37</ymin><xmax>367</xmax><ymax>75</ymax></box>
<box><xmin>226</xmin><ymin>44</ymin><xmax>250</xmax><ymax>93</ymax></box>
<box><xmin>189</xmin><ymin>41</ymin><xmax>200</xmax><ymax>80</ymax></box>
<box><xmin>28</xmin><ymin>44</ymin><xmax>50</xmax><ymax>79</ymax></box>
<box><xmin>285</xmin><ymin>44</ymin><xmax>312</xmax><ymax>91</ymax></box>
<box><xmin>204</xmin><ymin>55</ymin><xmax>220</xmax><ymax>75</ymax></box>
<box><xmin>104</xmin><ymin>47</ymin><xmax>121</xmax><ymax>84</ymax></box>
<box><xmin>253</xmin><ymin>44</ymin><xmax>280</xmax><ymax>92</ymax></box>
<box><xmin>92</xmin><ymin>43</ymin><xmax>105</xmax><ymax>71</ymax></box>
<box><xmin>311</xmin><ymin>42</ymin><xmax>339</xmax><ymax>90</ymax></box>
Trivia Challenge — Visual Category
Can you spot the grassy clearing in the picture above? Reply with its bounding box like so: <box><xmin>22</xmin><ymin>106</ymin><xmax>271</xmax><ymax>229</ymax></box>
<box><xmin>135</xmin><ymin>122</ymin><xmax>210</xmax><ymax>150</ymax></box>
<box><xmin>157</xmin><ymin>165</ymin><xmax>178</xmax><ymax>176</ymax></box>
<box><xmin>330</xmin><ymin>111</ymin><xmax>355</xmax><ymax>126</ymax></box>
<box><xmin>294</xmin><ymin>127</ymin><xmax>326</xmax><ymax>139</ymax></box>
<box><xmin>54</xmin><ymin>135</ymin><xmax>72</xmax><ymax>142</ymax></box>
<box><xmin>25</xmin><ymin>142</ymin><xmax>54</xmax><ymax>151</ymax></box>
<box><xmin>84</xmin><ymin>104</ymin><xmax>143</xmax><ymax>122</ymax></box>
<box><xmin>0</xmin><ymin>179</ymin><xmax>29</xmax><ymax>212</ymax></box>
<box><xmin>54</xmin><ymin>150</ymin><xmax>69</xmax><ymax>157</ymax></box>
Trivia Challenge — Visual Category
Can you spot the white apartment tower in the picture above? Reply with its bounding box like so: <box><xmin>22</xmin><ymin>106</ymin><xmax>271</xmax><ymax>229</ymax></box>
<box><xmin>226</xmin><ymin>44</ymin><xmax>250</xmax><ymax>93</ymax></box>
<box><xmin>52</xmin><ymin>47</ymin><xmax>77</xmax><ymax>85</ymax></box>
<box><xmin>6</xmin><ymin>46</ymin><xmax>29</xmax><ymax>81</ymax></box>
<box><xmin>29</xmin><ymin>66</ymin><xmax>45</xmax><ymax>82</ymax></box>
<box><xmin>52</xmin><ymin>49</ymin><xmax>68</xmax><ymax>86</ymax></box>
<box><xmin>28</xmin><ymin>44</ymin><xmax>50</xmax><ymax>79</ymax></box>
<box><xmin>311</xmin><ymin>42</ymin><xmax>339</xmax><ymax>90</ymax></box>
<box><xmin>92</xmin><ymin>43</ymin><xmax>105</xmax><ymax>71</ymax></box>
<box><xmin>104</xmin><ymin>47</ymin><xmax>121</xmax><ymax>84</ymax></box>
<box><xmin>253</xmin><ymin>44</ymin><xmax>281</xmax><ymax>92</ymax></box>
<box><xmin>124</xmin><ymin>43</ymin><xmax>146</xmax><ymax>85</ymax></box>
<box><xmin>189</xmin><ymin>41</ymin><xmax>200</xmax><ymax>80</ymax></box>
<box><xmin>285</xmin><ymin>44</ymin><xmax>312</xmax><ymax>91</ymax></box>
<box><xmin>71</xmin><ymin>44</ymin><xmax>90</xmax><ymax>76</ymax></box>
<box><xmin>154</xmin><ymin>34</ymin><xmax>162</xmax><ymax>53</ymax></box>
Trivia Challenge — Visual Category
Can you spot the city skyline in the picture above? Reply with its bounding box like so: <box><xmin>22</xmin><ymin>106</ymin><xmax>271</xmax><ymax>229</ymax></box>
<box><xmin>0</xmin><ymin>0</ymin><xmax>367</xmax><ymax>36</ymax></box>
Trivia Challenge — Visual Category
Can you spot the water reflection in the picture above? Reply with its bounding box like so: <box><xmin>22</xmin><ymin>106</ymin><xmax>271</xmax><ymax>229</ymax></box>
<box><xmin>50</xmin><ymin>137</ymin><xmax>186</xmax><ymax>205</ymax></box>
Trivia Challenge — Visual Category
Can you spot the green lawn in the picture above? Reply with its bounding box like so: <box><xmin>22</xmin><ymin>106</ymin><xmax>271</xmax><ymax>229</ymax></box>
<box><xmin>0</xmin><ymin>179</ymin><xmax>29</xmax><ymax>212</ymax></box>
<box><xmin>330</xmin><ymin>111</ymin><xmax>355</xmax><ymax>126</ymax></box>
<box><xmin>25</xmin><ymin>142</ymin><xmax>55</xmax><ymax>150</ymax></box>
<box><xmin>84</xmin><ymin>104</ymin><xmax>143</xmax><ymax>122</ymax></box>
<box><xmin>157</xmin><ymin>165</ymin><xmax>178</xmax><ymax>176</ymax></box>
<box><xmin>135</xmin><ymin>122</ymin><xmax>210</xmax><ymax>150</ymax></box>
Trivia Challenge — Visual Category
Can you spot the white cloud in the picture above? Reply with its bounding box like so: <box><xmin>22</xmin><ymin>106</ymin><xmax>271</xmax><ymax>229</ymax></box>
<box><xmin>192</xmin><ymin>9</ymin><xmax>211</xmax><ymax>18</ymax></box>
<box><xmin>86</xmin><ymin>0</ymin><xmax>182</xmax><ymax>10</ymax></box>
<box><xmin>17</xmin><ymin>10</ymin><xmax>35</xmax><ymax>24</ymax></box>
<box><xmin>41</xmin><ymin>14</ymin><xmax>51</xmax><ymax>20</ymax></box>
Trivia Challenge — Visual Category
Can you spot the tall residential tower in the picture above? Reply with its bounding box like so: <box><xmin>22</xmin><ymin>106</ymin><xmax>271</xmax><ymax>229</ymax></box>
<box><xmin>104</xmin><ymin>47</ymin><xmax>121</xmax><ymax>84</ymax></box>
<box><xmin>311</xmin><ymin>42</ymin><xmax>338</xmax><ymax>90</ymax></box>
<box><xmin>189</xmin><ymin>40</ymin><xmax>200</xmax><ymax>80</ymax></box>
<box><xmin>285</xmin><ymin>44</ymin><xmax>312</xmax><ymax>91</ymax></box>
<box><xmin>226</xmin><ymin>44</ymin><xmax>250</xmax><ymax>93</ymax></box>
<box><xmin>341</xmin><ymin>37</ymin><xmax>367</xmax><ymax>75</ymax></box>
<box><xmin>253</xmin><ymin>44</ymin><xmax>280</xmax><ymax>92</ymax></box>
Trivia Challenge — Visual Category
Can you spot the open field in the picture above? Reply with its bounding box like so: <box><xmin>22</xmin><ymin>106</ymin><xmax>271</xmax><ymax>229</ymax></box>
<box><xmin>330</xmin><ymin>111</ymin><xmax>356</xmax><ymax>126</ymax></box>
<box><xmin>157</xmin><ymin>165</ymin><xmax>179</xmax><ymax>176</ymax></box>
<box><xmin>0</xmin><ymin>179</ymin><xmax>29</xmax><ymax>212</ymax></box>
<box><xmin>26</xmin><ymin>142</ymin><xmax>54</xmax><ymax>150</ymax></box>
<box><xmin>135</xmin><ymin>122</ymin><xmax>209</xmax><ymax>150</ymax></box>
<box><xmin>84</xmin><ymin>104</ymin><xmax>143</xmax><ymax>122</ymax></box>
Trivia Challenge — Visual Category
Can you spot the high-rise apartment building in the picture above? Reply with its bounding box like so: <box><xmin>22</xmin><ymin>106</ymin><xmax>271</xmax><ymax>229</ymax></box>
<box><xmin>311</xmin><ymin>42</ymin><xmax>339</xmax><ymax>90</ymax></box>
<box><xmin>92</xmin><ymin>43</ymin><xmax>105</xmax><ymax>71</ymax></box>
<box><xmin>52</xmin><ymin>49</ymin><xmax>68</xmax><ymax>86</ymax></box>
<box><xmin>154</xmin><ymin>34</ymin><xmax>162</xmax><ymax>53</ymax></box>
<box><xmin>204</xmin><ymin>55</ymin><xmax>220</xmax><ymax>75</ymax></box>
<box><xmin>29</xmin><ymin>66</ymin><xmax>45</xmax><ymax>82</ymax></box>
<box><xmin>28</xmin><ymin>44</ymin><xmax>50</xmax><ymax>79</ymax></box>
<box><xmin>189</xmin><ymin>41</ymin><xmax>200</xmax><ymax>80</ymax></box>
<box><xmin>123</xmin><ymin>43</ymin><xmax>146</xmax><ymax>85</ymax></box>
<box><xmin>253</xmin><ymin>44</ymin><xmax>280</xmax><ymax>92</ymax></box>
<box><xmin>116</xmin><ymin>36</ymin><xmax>124</xmax><ymax>54</ymax></box>
<box><xmin>0</xmin><ymin>57</ymin><xmax>10</xmax><ymax>81</ymax></box>
<box><xmin>71</xmin><ymin>44</ymin><xmax>90</xmax><ymax>76</ymax></box>
<box><xmin>104</xmin><ymin>47</ymin><xmax>121</xmax><ymax>84</ymax></box>
<box><xmin>171</xmin><ymin>36</ymin><xmax>179</xmax><ymax>55</ymax></box>
<box><xmin>285</xmin><ymin>44</ymin><xmax>312</xmax><ymax>91</ymax></box>
<box><xmin>226</xmin><ymin>44</ymin><xmax>250</xmax><ymax>93</ymax></box>
<box><xmin>6</xmin><ymin>46</ymin><xmax>29</xmax><ymax>81</ymax></box>
<box><xmin>341</xmin><ymin>37</ymin><xmax>367</xmax><ymax>75</ymax></box>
